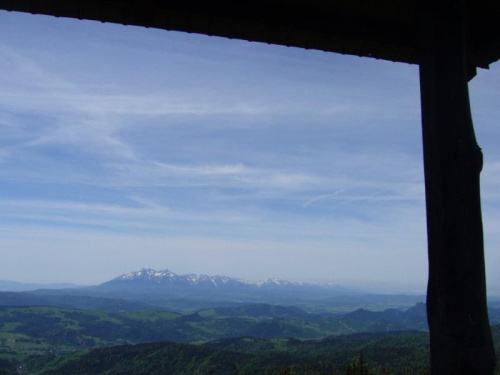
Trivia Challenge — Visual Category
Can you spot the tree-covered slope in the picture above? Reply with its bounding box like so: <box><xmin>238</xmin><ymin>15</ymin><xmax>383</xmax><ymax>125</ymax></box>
<box><xmin>0</xmin><ymin>303</ymin><xmax>431</xmax><ymax>362</ymax></box>
<box><xmin>27</xmin><ymin>327</ymin><xmax>500</xmax><ymax>375</ymax></box>
<box><xmin>0</xmin><ymin>291</ymin><xmax>161</xmax><ymax>312</ymax></box>
<box><xmin>28</xmin><ymin>331</ymin><xmax>433</xmax><ymax>375</ymax></box>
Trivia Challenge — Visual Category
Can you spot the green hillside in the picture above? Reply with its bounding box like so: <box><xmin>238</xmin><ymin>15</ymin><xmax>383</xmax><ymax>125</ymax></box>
<box><xmin>0</xmin><ymin>303</ymin><xmax>432</xmax><ymax>362</ymax></box>
<box><xmin>24</xmin><ymin>326</ymin><xmax>500</xmax><ymax>375</ymax></box>
<box><xmin>0</xmin><ymin>305</ymin><xmax>498</xmax><ymax>374</ymax></box>
<box><xmin>25</xmin><ymin>331</ymin><xmax>433</xmax><ymax>375</ymax></box>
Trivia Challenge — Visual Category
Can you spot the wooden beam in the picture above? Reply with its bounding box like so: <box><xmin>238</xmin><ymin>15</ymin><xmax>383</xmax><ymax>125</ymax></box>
<box><xmin>418</xmin><ymin>0</ymin><xmax>495</xmax><ymax>374</ymax></box>
<box><xmin>0</xmin><ymin>0</ymin><xmax>418</xmax><ymax>64</ymax></box>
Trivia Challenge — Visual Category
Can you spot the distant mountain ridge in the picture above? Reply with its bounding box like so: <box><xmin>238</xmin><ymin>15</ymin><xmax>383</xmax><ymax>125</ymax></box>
<box><xmin>102</xmin><ymin>268</ymin><xmax>337</xmax><ymax>290</ymax></box>
<box><xmin>0</xmin><ymin>291</ymin><xmax>162</xmax><ymax>312</ymax></box>
<box><xmin>82</xmin><ymin>268</ymin><xmax>357</xmax><ymax>312</ymax></box>
<box><xmin>1</xmin><ymin>268</ymin><xmax>428</xmax><ymax>314</ymax></box>
<box><xmin>18</xmin><ymin>268</ymin><xmax>424</xmax><ymax>314</ymax></box>
<box><xmin>0</xmin><ymin>280</ymin><xmax>81</xmax><ymax>292</ymax></box>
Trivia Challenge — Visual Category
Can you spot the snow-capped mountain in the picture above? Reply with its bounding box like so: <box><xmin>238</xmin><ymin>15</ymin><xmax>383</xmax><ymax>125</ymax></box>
<box><xmin>23</xmin><ymin>268</ymin><xmax>354</xmax><ymax>313</ymax></box>
<box><xmin>112</xmin><ymin>268</ymin><xmax>245</xmax><ymax>288</ymax></box>
<box><xmin>101</xmin><ymin>268</ymin><xmax>335</xmax><ymax>290</ymax></box>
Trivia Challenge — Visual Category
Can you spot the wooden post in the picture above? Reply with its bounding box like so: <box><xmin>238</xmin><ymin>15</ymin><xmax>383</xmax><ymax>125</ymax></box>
<box><xmin>418</xmin><ymin>0</ymin><xmax>496</xmax><ymax>374</ymax></box>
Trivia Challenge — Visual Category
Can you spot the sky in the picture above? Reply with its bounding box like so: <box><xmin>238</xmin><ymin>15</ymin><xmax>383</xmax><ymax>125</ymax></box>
<box><xmin>0</xmin><ymin>11</ymin><xmax>499</xmax><ymax>294</ymax></box>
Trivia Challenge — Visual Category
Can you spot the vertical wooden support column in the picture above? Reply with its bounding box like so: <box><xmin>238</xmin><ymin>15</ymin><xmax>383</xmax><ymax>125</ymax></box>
<box><xmin>419</xmin><ymin>1</ymin><xmax>495</xmax><ymax>374</ymax></box>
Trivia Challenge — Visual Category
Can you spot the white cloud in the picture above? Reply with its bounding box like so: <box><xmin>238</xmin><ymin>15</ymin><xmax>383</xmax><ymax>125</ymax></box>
<box><xmin>0</xmin><ymin>198</ymin><xmax>258</xmax><ymax>229</ymax></box>
<box><xmin>103</xmin><ymin>160</ymin><xmax>332</xmax><ymax>191</ymax></box>
<box><xmin>0</xmin><ymin>12</ymin><xmax>499</xmax><ymax>293</ymax></box>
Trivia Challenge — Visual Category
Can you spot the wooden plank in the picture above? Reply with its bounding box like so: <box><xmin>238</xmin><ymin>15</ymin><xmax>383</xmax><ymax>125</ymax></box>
<box><xmin>418</xmin><ymin>0</ymin><xmax>495</xmax><ymax>374</ymax></box>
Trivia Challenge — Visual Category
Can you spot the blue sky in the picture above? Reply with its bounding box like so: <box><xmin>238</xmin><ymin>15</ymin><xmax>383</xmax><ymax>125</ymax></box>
<box><xmin>0</xmin><ymin>11</ymin><xmax>499</xmax><ymax>293</ymax></box>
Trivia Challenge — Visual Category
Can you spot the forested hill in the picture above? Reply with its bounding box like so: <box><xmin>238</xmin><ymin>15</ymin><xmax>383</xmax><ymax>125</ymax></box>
<box><xmin>26</xmin><ymin>331</ymin><xmax>434</xmax><ymax>375</ymax></box>
<box><xmin>0</xmin><ymin>291</ymin><xmax>161</xmax><ymax>312</ymax></box>
<box><xmin>0</xmin><ymin>305</ymin><xmax>499</xmax><ymax>374</ymax></box>
<box><xmin>0</xmin><ymin>303</ymin><xmax>429</xmax><ymax>352</ymax></box>
<box><xmin>21</xmin><ymin>326</ymin><xmax>500</xmax><ymax>375</ymax></box>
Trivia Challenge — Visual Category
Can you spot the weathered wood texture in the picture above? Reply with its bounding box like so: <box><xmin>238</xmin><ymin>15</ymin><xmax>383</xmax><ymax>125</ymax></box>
<box><xmin>418</xmin><ymin>0</ymin><xmax>495</xmax><ymax>374</ymax></box>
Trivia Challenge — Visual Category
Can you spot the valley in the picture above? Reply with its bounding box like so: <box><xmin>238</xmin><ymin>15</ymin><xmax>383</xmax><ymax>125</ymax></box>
<box><xmin>0</xmin><ymin>269</ymin><xmax>499</xmax><ymax>374</ymax></box>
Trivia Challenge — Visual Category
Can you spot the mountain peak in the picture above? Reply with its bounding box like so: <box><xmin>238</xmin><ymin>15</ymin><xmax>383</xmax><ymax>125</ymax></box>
<box><xmin>119</xmin><ymin>268</ymin><xmax>177</xmax><ymax>282</ymax></box>
<box><xmin>106</xmin><ymin>268</ymin><xmax>338</xmax><ymax>291</ymax></box>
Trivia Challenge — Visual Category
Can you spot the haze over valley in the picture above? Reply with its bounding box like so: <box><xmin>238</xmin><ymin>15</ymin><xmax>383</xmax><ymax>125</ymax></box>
<box><xmin>1</xmin><ymin>267</ymin><xmax>500</xmax><ymax>374</ymax></box>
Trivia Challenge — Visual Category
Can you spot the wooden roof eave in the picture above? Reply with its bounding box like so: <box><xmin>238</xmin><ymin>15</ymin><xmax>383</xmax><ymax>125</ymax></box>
<box><xmin>0</xmin><ymin>0</ymin><xmax>499</xmax><ymax>68</ymax></box>
<box><xmin>0</xmin><ymin>0</ymin><xmax>419</xmax><ymax>65</ymax></box>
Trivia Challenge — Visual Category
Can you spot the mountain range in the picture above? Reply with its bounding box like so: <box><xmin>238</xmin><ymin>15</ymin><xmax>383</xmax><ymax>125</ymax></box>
<box><xmin>101</xmin><ymin>268</ymin><xmax>337</xmax><ymax>290</ymax></box>
<box><xmin>0</xmin><ymin>280</ymin><xmax>80</xmax><ymax>292</ymax></box>
<box><xmin>1</xmin><ymin>269</ymin><xmax>498</xmax><ymax>375</ymax></box>
<box><xmin>1</xmin><ymin>268</ymin><xmax>427</xmax><ymax>314</ymax></box>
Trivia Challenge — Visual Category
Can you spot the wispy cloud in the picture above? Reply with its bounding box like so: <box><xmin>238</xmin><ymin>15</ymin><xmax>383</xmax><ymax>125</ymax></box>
<box><xmin>0</xmin><ymin>90</ymin><xmax>275</xmax><ymax>117</ymax></box>
<box><xmin>150</xmin><ymin>161</ymin><xmax>327</xmax><ymax>189</ymax></box>
<box><xmin>0</xmin><ymin>12</ymin><xmax>499</xmax><ymax>290</ymax></box>
<box><xmin>303</xmin><ymin>183</ymin><xmax>425</xmax><ymax>208</ymax></box>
